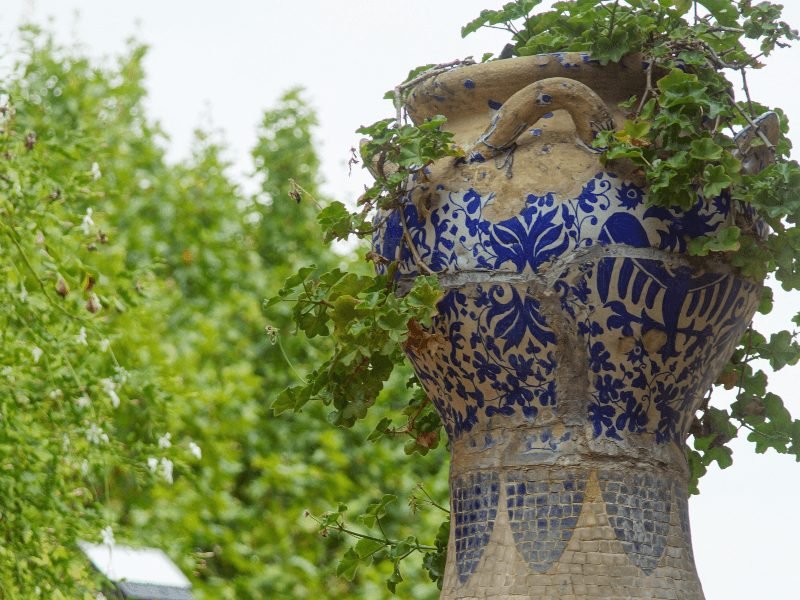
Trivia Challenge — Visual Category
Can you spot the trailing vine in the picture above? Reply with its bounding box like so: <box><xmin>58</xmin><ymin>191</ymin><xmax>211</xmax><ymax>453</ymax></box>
<box><xmin>273</xmin><ymin>0</ymin><xmax>800</xmax><ymax>591</ymax></box>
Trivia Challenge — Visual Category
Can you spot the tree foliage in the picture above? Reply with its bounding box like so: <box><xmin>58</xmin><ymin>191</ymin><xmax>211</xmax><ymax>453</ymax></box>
<box><xmin>1</xmin><ymin>26</ymin><xmax>448</xmax><ymax>599</ymax></box>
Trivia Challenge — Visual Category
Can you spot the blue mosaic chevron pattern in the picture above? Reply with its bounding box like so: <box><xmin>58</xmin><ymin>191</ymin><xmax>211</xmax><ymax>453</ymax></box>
<box><xmin>452</xmin><ymin>472</ymin><xmax>500</xmax><ymax>583</ymax></box>
<box><xmin>505</xmin><ymin>472</ymin><xmax>587</xmax><ymax>573</ymax></box>
<box><xmin>599</xmin><ymin>472</ymin><xmax>672</xmax><ymax>574</ymax></box>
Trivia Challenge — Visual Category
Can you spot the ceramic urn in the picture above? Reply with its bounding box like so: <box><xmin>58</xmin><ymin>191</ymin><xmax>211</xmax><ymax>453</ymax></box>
<box><xmin>373</xmin><ymin>53</ymin><xmax>775</xmax><ymax>600</ymax></box>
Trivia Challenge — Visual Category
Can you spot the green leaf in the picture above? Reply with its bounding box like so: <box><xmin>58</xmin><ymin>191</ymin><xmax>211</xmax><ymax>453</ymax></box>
<box><xmin>354</xmin><ymin>538</ymin><xmax>385</xmax><ymax>559</ymax></box>
<box><xmin>271</xmin><ymin>385</ymin><xmax>311</xmax><ymax>415</ymax></box>
<box><xmin>360</xmin><ymin>494</ymin><xmax>397</xmax><ymax>528</ymax></box>
<box><xmin>336</xmin><ymin>548</ymin><xmax>361</xmax><ymax>581</ymax></box>
<box><xmin>461</xmin><ymin>1</ymin><xmax>543</xmax><ymax>38</ymax></box>
<box><xmin>688</xmin><ymin>226</ymin><xmax>741</xmax><ymax>256</ymax></box>
<box><xmin>690</xmin><ymin>138</ymin><xmax>724</xmax><ymax>161</ymax></box>
<box><xmin>386</xmin><ymin>563</ymin><xmax>404</xmax><ymax>594</ymax></box>
<box><xmin>702</xmin><ymin>164</ymin><xmax>735</xmax><ymax>198</ymax></box>
<box><xmin>317</xmin><ymin>201</ymin><xmax>353</xmax><ymax>241</ymax></box>
<box><xmin>698</xmin><ymin>0</ymin><xmax>740</xmax><ymax>26</ymax></box>
<box><xmin>657</xmin><ymin>69</ymin><xmax>708</xmax><ymax>108</ymax></box>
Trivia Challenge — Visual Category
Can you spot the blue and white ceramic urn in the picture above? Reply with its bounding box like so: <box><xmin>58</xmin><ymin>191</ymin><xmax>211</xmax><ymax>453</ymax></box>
<box><xmin>373</xmin><ymin>53</ymin><xmax>775</xmax><ymax>599</ymax></box>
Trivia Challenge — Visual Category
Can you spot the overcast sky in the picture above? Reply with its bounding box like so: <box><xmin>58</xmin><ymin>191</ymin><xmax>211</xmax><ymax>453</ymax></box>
<box><xmin>3</xmin><ymin>2</ymin><xmax>799</xmax><ymax>598</ymax></box>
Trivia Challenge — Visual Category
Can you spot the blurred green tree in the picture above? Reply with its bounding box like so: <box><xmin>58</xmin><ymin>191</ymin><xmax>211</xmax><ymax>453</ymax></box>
<box><xmin>1</xmin><ymin>26</ymin><xmax>448</xmax><ymax>599</ymax></box>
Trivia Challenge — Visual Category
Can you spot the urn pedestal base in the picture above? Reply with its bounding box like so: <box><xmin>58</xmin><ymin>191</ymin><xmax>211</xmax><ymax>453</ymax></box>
<box><xmin>440</xmin><ymin>428</ymin><xmax>703</xmax><ymax>599</ymax></box>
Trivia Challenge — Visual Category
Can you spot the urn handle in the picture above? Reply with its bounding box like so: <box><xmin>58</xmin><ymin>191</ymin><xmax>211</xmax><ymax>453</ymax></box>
<box><xmin>473</xmin><ymin>77</ymin><xmax>615</xmax><ymax>153</ymax></box>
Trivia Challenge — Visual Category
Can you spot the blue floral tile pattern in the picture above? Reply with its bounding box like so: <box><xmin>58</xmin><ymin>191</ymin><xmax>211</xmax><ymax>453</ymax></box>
<box><xmin>376</xmin><ymin>173</ymin><xmax>732</xmax><ymax>277</ymax></box>
<box><xmin>599</xmin><ymin>472</ymin><xmax>672</xmax><ymax>574</ymax></box>
<box><xmin>452</xmin><ymin>472</ymin><xmax>500</xmax><ymax>584</ymax></box>
<box><xmin>506</xmin><ymin>471</ymin><xmax>587</xmax><ymax>573</ymax></box>
<box><xmin>379</xmin><ymin>172</ymin><xmax>760</xmax><ymax>444</ymax></box>
<box><xmin>406</xmin><ymin>283</ymin><xmax>558</xmax><ymax>439</ymax></box>
<box><xmin>560</xmin><ymin>256</ymin><xmax>758</xmax><ymax>443</ymax></box>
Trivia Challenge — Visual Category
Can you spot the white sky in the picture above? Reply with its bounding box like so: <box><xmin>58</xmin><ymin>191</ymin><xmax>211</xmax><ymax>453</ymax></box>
<box><xmin>3</xmin><ymin>1</ymin><xmax>799</xmax><ymax>598</ymax></box>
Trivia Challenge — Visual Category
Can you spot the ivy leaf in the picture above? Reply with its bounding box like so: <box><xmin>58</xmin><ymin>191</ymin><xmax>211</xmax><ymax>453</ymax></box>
<box><xmin>688</xmin><ymin>226</ymin><xmax>741</xmax><ymax>256</ymax></box>
<box><xmin>657</xmin><ymin>69</ymin><xmax>708</xmax><ymax>108</ymax></box>
<box><xmin>461</xmin><ymin>0</ymin><xmax>543</xmax><ymax>38</ymax></box>
<box><xmin>763</xmin><ymin>331</ymin><xmax>800</xmax><ymax>371</ymax></box>
<box><xmin>702</xmin><ymin>164</ymin><xmax>734</xmax><ymax>198</ymax></box>
<box><xmin>386</xmin><ymin>563</ymin><xmax>404</xmax><ymax>594</ymax></box>
<box><xmin>336</xmin><ymin>548</ymin><xmax>361</xmax><ymax>581</ymax></box>
<box><xmin>699</xmin><ymin>0</ymin><xmax>741</xmax><ymax>26</ymax></box>
<box><xmin>690</xmin><ymin>138</ymin><xmax>724</xmax><ymax>161</ymax></box>
<box><xmin>354</xmin><ymin>538</ymin><xmax>385</xmax><ymax>560</ymax></box>
<box><xmin>360</xmin><ymin>494</ymin><xmax>397</xmax><ymax>528</ymax></box>
<box><xmin>317</xmin><ymin>201</ymin><xmax>354</xmax><ymax>241</ymax></box>
<box><xmin>266</xmin><ymin>264</ymin><xmax>317</xmax><ymax>306</ymax></box>
<box><xmin>272</xmin><ymin>384</ymin><xmax>312</xmax><ymax>415</ymax></box>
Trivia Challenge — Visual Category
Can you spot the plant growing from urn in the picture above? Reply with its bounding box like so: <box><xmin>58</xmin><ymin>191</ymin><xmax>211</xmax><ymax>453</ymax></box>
<box><xmin>271</xmin><ymin>1</ymin><xmax>800</xmax><ymax>597</ymax></box>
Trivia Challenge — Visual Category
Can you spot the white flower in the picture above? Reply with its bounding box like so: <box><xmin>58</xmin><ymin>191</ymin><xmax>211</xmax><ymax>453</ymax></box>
<box><xmin>49</xmin><ymin>389</ymin><xmax>63</xmax><ymax>400</ymax></box>
<box><xmin>114</xmin><ymin>366</ymin><xmax>129</xmax><ymax>383</ymax></box>
<box><xmin>90</xmin><ymin>162</ymin><xmax>102</xmax><ymax>180</ymax></box>
<box><xmin>31</xmin><ymin>347</ymin><xmax>43</xmax><ymax>364</ymax></box>
<box><xmin>81</xmin><ymin>207</ymin><xmax>95</xmax><ymax>234</ymax></box>
<box><xmin>76</xmin><ymin>394</ymin><xmax>91</xmax><ymax>409</ymax></box>
<box><xmin>99</xmin><ymin>338</ymin><xmax>110</xmax><ymax>352</ymax></box>
<box><xmin>96</xmin><ymin>594</ymin><xmax>108</xmax><ymax>600</ymax></box>
<box><xmin>160</xmin><ymin>457</ymin><xmax>174</xmax><ymax>484</ymax></box>
<box><xmin>188</xmin><ymin>441</ymin><xmax>202</xmax><ymax>460</ymax></box>
<box><xmin>147</xmin><ymin>457</ymin><xmax>159</xmax><ymax>472</ymax></box>
<box><xmin>76</xmin><ymin>327</ymin><xmax>88</xmax><ymax>345</ymax></box>
<box><xmin>19</xmin><ymin>284</ymin><xmax>28</xmax><ymax>303</ymax></box>
<box><xmin>100</xmin><ymin>525</ymin><xmax>114</xmax><ymax>546</ymax></box>
<box><xmin>80</xmin><ymin>459</ymin><xmax>90</xmax><ymax>475</ymax></box>
<box><xmin>100</xmin><ymin>378</ymin><xmax>120</xmax><ymax>408</ymax></box>
<box><xmin>158</xmin><ymin>432</ymin><xmax>172</xmax><ymax>449</ymax></box>
<box><xmin>86</xmin><ymin>423</ymin><xmax>109</xmax><ymax>445</ymax></box>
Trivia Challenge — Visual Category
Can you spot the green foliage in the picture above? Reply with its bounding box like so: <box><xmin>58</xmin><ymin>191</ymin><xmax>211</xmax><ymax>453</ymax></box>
<box><xmin>308</xmin><ymin>486</ymin><xmax>450</xmax><ymax>593</ymax></box>
<box><xmin>3</xmin><ymin>26</ymin><xmax>450</xmax><ymax>599</ymax></box>
<box><xmin>0</xmin><ymin>26</ymin><xmax>176</xmax><ymax>596</ymax></box>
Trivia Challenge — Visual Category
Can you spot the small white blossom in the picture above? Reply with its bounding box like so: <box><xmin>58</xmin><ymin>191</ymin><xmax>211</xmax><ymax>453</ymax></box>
<box><xmin>76</xmin><ymin>327</ymin><xmax>88</xmax><ymax>345</ymax></box>
<box><xmin>81</xmin><ymin>207</ymin><xmax>95</xmax><ymax>234</ymax></box>
<box><xmin>86</xmin><ymin>423</ymin><xmax>109</xmax><ymax>445</ymax></box>
<box><xmin>114</xmin><ymin>366</ymin><xmax>129</xmax><ymax>383</ymax></box>
<box><xmin>100</xmin><ymin>378</ymin><xmax>120</xmax><ymax>408</ymax></box>
<box><xmin>49</xmin><ymin>389</ymin><xmax>63</xmax><ymax>400</ymax></box>
<box><xmin>81</xmin><ymin>459</ymin><xmax>90</xmax><ymax>475</ymax></box>
<box><xmin>99</xmin><ymin>338</ymin><xmax>110</xmax><ymax>352</ymax></box>
<box><xmin>90</xmin><ymin>162</ymin><xmax>102</xmax><ymax>180</ymax></box>
<box><xmin>19</xmin><ymin>285</ymin><xmax>28</xmax><ymax>303</ymax></box>
<box><xmin>188</xmin><ymin>441</ymin><xmax>202</xmax><ymax>460</ymax></box>
<box><xmin>147</xmin><ymin>457</ymin><xmax>159</xmax><ymax>472</ymax></box>
<box><xmin>97</xmin><ymin>594</ymin><xmax>108</xmax><ymax>600</ymax></box>
<box><xmin>160</xmin><ymin>457</ymin><xmax>174</xmax><ymax>484</ymax></box>
<box><xmin>76</xmin><ymin>394</ymin><xmax>91</xmax><ymax>409</ymax></box>
<box><xmin>31</xmin><ymin>347</ymin><xmax>43</xmax><ymax>364</ymax></box>
<box><xmin>100</xmin><ymin>525</ymin><xmax>114</xmax><ymax>546</ymax></box>
<box><xmin>158</xmin><ymin>432</ymin><xmax>172</xmax><ymax>449</ymax></box>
